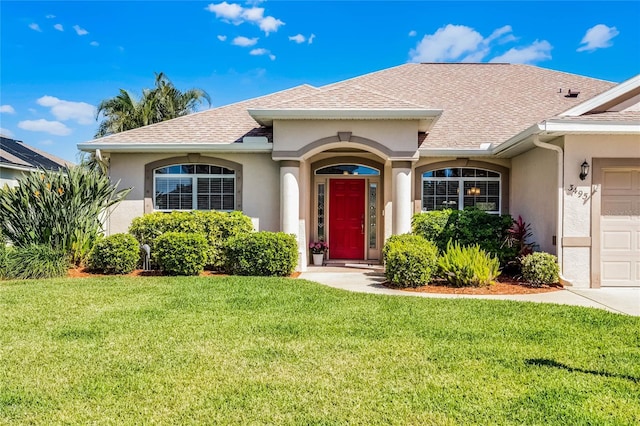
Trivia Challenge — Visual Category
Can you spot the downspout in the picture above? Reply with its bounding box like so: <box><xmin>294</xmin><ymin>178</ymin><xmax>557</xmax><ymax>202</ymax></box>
<box><xmin>532</xmin><ymin>133</ymin><xmax>571</xmax><ymax>285</ymax></box>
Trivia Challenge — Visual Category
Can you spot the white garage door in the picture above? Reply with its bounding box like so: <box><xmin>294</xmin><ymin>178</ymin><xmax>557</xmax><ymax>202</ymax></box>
<box><xmin>600</xmin><ymin>168</ymin><xmax>640</xmax><ymax>286</ymax></box>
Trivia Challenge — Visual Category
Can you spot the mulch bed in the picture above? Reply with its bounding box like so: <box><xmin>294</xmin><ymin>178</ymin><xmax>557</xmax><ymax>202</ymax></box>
<box><xmin>67</xmin><ymin>268</ymin><xmax>301</xmax><ymax>279</ymax></box>
<box><xmin>384</xmin><ymin>274</ymin><xmax>563</xmax><ymax>295</ymax></box>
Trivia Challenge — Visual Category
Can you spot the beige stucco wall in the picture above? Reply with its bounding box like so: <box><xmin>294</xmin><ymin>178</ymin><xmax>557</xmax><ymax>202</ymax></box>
<box><xmin>0</xmin><ymin>167</ymin><xmax>24</xmax><ymax>188</ymax></box>
<box><xmin>562</xmin><ymin>134</ymin><xmax>640</xmax><ymax>287</ymax></box>
<box><xmin>273</xmin><ymin>120</ymin><xmax>420</xmax><ymax>155</ymax></box>
<box><xmin>510</xmin><ymin>148</ymin><xmax>558</xmax><ymax>254</ymax></box>
<box><xmin>106</xmin><ymin>152</ymin><xmax>280</xmax><ymax>235</ymax></box>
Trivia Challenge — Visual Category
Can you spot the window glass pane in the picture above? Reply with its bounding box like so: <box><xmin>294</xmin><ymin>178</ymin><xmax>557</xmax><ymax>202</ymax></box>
<box><xmin>196</xmin><ymin>164</ymin><xmax>210</xmax><ymax>174</ymax></box>
<box><xmin>222</xmin><ymin>195</ymin><xmax>235</xmax><ymax>210</ymax></box>
<box><xmin>422</xmin><ymin>167</ymin><xmax>501</xmax><ymax>213</ymax></box>
<box><xmin>317</xmin><ymin>183</ymin><xmax>325</xmax><ymax>241</ymax></box>
<box><xmin>167</xmin><ymin>165</ymin><xmax>182</xmax><ymax>174</ymax></box>
<box><xmin>461</xmin><ymin>168</ymin><xmax>475</xmax><ymax>177</ymax></box>
<box><xmin>487</xmin><ymin>181</ymin><xmax>500</xmax><ymax>196</ymax></box>
<box><xmin>424</xmin><ymin>181</ymin><xmax>435</xmax><ymax>196</ymax></box>
<box><xmin>423</xmin><ymin>171</ymin><xmax>434</xmax><ymax>178</ymax></box>
<box><xmin>369</xmin><ymin>183</ymin><xmax>377</xmax><ymax>249</ymax></box>
<box><xmin>475</xmin><ymin>169</ymin><xmax>488</xmax><ymax>177</ymax></box>
<box><xmin>156</xmin><ymin>177</ymin><xmax>192</xmax><ymax>209</ymax></box>
<box><xmin>223</xmin><ymin>168</ymin><xmax>235</xmax><ymax>175</ymax></box>
<box><xmin>210</xmin><ymin>166</ymin><xmax>222</xmax><ymax>175</ymax></box>
<box><xmin>487</xmin><ymin>171</ymin><xmax>500</xmax><ymax>178</ymax></box>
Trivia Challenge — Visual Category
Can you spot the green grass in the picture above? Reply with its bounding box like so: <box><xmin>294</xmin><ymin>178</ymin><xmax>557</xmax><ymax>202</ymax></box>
<box><xmin>1</xmin><ymin>276</ymin><xmax>639</xmax><ymax>425</ymax></box>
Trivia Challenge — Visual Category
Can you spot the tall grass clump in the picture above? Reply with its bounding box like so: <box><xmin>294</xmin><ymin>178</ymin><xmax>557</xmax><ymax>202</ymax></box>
<box><xmin>0</xmin><ymin>165</ymin><xmax>130</xmax><ymax>265</ymax></box>
<box><xmin>438</xmin><ymin>241</ymin><xmax>501</xmax><ymax>287</ymax></box>
<box><xmin>4</xmin><ymin>244</ymin><xmax>69</xmax><ymax>279</ymax></box>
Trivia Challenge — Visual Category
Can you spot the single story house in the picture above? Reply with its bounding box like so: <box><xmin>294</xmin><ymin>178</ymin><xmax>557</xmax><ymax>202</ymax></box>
<box><xmin>1</xmin><ymin>135</ymin><xmax>72</xmax><ymax>188</ymax></box>
<box><xmin>78</xmin><ymin>63</ymin><xmax>640</xmax><ymax>288</ymax></box>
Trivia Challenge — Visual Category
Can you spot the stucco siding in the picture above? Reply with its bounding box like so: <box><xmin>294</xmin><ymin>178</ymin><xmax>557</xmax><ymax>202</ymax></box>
<box><xmin>0</xmin><ymin>167</ymin><xmax>25</xmax><ymax>188</ymax></box>
<box><xmin>510</xmin><ymin>148</ymin><xmax>558</xmax><ymax>254</ymax></box>
<box><xmin>106</xmin><ymin>152</ymin><xmax>280</xmax><ymax>235</ymax></box>
<box><xmin>563</xmin><ymin>134</ymin><xmax>640</xmax><ymax>287</ymax></box>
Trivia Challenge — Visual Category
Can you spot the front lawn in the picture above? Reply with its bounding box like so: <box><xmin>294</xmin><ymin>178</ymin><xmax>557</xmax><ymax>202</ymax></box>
<box><xmin>1</xmin><ymin>276</ymin><xmax>638</xmax><ymax>424</ymax></box>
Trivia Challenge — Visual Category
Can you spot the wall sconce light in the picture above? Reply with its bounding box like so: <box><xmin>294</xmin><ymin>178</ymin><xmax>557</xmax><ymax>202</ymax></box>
<box><xmin>579</xmin><ymin>160</ymin><xmax>590</xmax><ymax>181</ymax></box>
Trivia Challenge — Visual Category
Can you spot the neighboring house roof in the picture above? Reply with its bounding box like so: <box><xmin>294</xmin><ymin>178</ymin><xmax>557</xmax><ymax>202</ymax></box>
<box><xmin>0</xmin><ymin>136</ymin><xmax>72</xmax><ymax>171</ymax></box>
<box><xmin>79</xmin><ymin>63</ymin><xmax>616</xmax><ymax>150</ymax></box>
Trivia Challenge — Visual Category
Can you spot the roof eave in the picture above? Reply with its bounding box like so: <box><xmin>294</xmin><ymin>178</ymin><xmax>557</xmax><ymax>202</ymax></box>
<box><xmin>560</xmin><ymin>74</ymin><xmax>640</xmax><ymax>117</ymax></box>
<box><xmin>247</xmin><ymin>108</ymin><xmax>443</xmax><ymax>131</ymax></box>
<box><xmin>77</xmin><ymin>142</ymin><xmax>273</xmax><ymax>154</ymax></box>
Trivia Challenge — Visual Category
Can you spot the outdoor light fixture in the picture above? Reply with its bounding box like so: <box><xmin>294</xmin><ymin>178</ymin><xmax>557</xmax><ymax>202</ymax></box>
<box><xmin>579</xmin><ymin>160</ymin><xmax>590</xmax><ymax>181</ymax></box>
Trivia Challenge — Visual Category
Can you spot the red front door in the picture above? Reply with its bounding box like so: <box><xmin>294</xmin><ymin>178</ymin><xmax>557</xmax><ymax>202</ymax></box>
<box><xmin>329</xmin><ymin>179</ymin><xmax>365</xmax><ymax>259</ymax></box>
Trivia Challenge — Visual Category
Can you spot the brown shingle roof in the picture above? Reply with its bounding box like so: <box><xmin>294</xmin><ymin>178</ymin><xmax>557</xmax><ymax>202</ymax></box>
<box><xmin>85</xmin><ymin>84</ymin><xmax>319</xmax><ymax>144</ymax></box>
<box><xmin>82</xmin><ymin>63</ymin><xmax>616</xmax><ymax>149</ymax></box>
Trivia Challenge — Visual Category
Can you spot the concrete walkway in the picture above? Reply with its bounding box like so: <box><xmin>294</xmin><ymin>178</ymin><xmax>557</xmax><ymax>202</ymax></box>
<box><xmin>300</xmin><ymin>266</ymin><xmax>640</xmax><ymax>316</ymax></box>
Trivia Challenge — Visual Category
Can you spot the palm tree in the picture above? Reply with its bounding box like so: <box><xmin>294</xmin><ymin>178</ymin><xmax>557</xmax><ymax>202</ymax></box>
<box><xmin>95</xmin><ymin>73</ymin><xmax>211</xmax><ymax>138</ymax></box>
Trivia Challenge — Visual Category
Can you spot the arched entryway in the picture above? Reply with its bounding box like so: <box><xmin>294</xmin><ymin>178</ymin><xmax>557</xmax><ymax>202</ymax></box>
<box><xmin>310</xmin><ymin>157</ymin><xmax>384</xmax><ymax>262</ymax></box>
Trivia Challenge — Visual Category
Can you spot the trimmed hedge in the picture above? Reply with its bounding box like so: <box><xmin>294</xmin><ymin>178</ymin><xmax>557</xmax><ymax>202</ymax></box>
<box><xmin>155</xmin><ymin>232</ymin><xmax>208</xmax><ymax>276</ymax></box>
<box><xmin>88</xmin><ymin>233</ymin><xmax>140</xmax><ymax>274</ymax></box>
<box><xmin>129</xmin><ymin>210</ymin><xmax>253</xmax><ymax>269</ymax></box>
<box><xmin>383</xmin><ymin>234</ymin><xmax>439</xmax><ymax>287</ymax></box>
<box><xmin>224</xmin><ymin>232</ymin><xmax>297</xmax><ymax>277</ymax></box>
<box><xmin>4</xmin><ymin>244</ymin><xmax>69</xmax><ymax>280</ymax></box>
<box><xmin>522</xmin><ymin>252</ymin><xmax>559</xmax><ymax>286</ymax></box>
<box><xmin>438</xmin><ymin>241</ymin><xmax>501</xmax><ymax>287</ymax></box>
<box><xmin>412</xmin><ymin>208</ymin><xmax>516</xmax><ymax>265</ymax></box>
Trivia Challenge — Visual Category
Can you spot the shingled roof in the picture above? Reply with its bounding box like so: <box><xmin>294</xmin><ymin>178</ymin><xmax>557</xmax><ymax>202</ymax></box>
<box><xmin>0</xmin><ymin>136</ymin><xmax>72</xmax><ymax>171</ymax></box>
<box><xmin>82</xmin><ymin>63</ymin><xmax>616</xmax><ymax>149</ymax></box>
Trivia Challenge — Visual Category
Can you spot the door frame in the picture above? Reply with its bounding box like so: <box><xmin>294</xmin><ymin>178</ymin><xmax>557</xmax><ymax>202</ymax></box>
<box><xmin>310</xmin><ymin>157</ymin><xmax>384</xmax><ymax>262</ymax></box>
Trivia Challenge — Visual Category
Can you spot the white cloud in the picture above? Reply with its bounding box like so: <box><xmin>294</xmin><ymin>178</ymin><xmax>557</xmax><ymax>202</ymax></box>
<box><xmin>250</xmin><ymin>48</ymin><xmax>269</xmax><ymax>55</ymax></box>
<box><xmin>289</xmin><ymin>34</ymin><xmax>306</xmax><ymax>43</ymax></box>
<box><xmin>28</xmin><ymin>108</ymin><xmax>37</xmax><ymax>114</ymax></box>
<box><xmin>0</xmin><ymin>128</ymin><xmax>15</xmax><ymax>138</ymax></box>
<box><xmin>205</xmin><ymin>2</ymin><xmax>284</xmax><ymax>34</ymax></box>
<box><xmin>39</xmin><ymin>139</ymin><xmax>54</xmax><ymax>146</ymax></box>
<box><xmin>54</xmin><ymin>23</ymin><xmax>63</xmax><ymax>31</ymax></box>
<box><xmin>490</xmin><ymin>40</ymin><xmax>552</xmax><ymax>64</ymax></box>
<box><xmin>36</xmin><ymin>96</ymin><xmax>95</xmax><ymax>125</ymax></box>
<box><xmin>46</xmin><ymin>15</ymin><xmax>55</xmax><ymax>19</ymax></box>
<box><xmin>409</xmin><ymin>24</ymin><xmax>550</xmax><ymax>64</ymax></box>
<box><xmin>308</xmin><ymin>33</ymin><xmax>315</xmax><ymax>44</ymax></box>
<box><xmin>90</xmin><ymin>41</ymin><xmax>99</xmax><ymax>47</ymax></box>
<box><xmin>577</xmin><ymin>24</ymin><xmax>619</xmax><ymax>52</ymax></box>
<box><xmin>408</xmin><ymin>30</ymin><xmax>417</xmax><ymax>37</ymax></box>
<box><xmin>18</xmin><ymin>119</ymin><xmax>72</xmax><ymax>136</ymax></box>
<box><xmin>232</xmin><ymin>36</ymin><xmax>258</xmax><ymax>47</ymax></box>
<box><xmin>205</xmin><ymin>2</ymin><xmax>244</xmax><ymax>21</ymax></box>
<box><xmin>217</xmin><ymin>35</ymin><xmax>227</xmax><ymax>41</ymax></box>
<box><xmin>29</xmin><ymin>23</ymin><xmax>42</xmax><ymax>32</ymax></box>
<box><xmin>242</xmin><ymin>7</ymin><xmax>264</xmax><ymax>22</ymax></box>
<box><xmin>409</xmin><ymin>24</ymin><xmax>484</xmax><ymax>62</ymax></box>
<box><xmin>269</xmin><ymin>54</ymin><xmax>276</xmax><ymax>61</ymax></box>
<box><xmin>259</xmin><ymin>16</ymin><xmax>284</xmax><ymax>35</ymax></box>
<box><xmin>0</xmin><ymin>105</ymin><xmax>16</xmax><ymax>114</ymax></box>
<box><xmin>73</xmin><ymin>25</ymin><xmax>88</xmax><ymax>36</ymax></box>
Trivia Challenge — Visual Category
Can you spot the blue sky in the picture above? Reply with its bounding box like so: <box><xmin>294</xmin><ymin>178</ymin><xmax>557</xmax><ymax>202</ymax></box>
<box><xmin>1</xmin><ymin>1</ymin><xmax>639</xmax><ymax>162</ymax></box>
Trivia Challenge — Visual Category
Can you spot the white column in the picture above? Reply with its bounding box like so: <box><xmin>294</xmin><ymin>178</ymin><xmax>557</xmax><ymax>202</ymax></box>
<box><xmin>392</xmin><ymin>161</ymin><xmax>412</xmax><ymax>235</ymax></box>
<box><xmin>280</xmin><ymin>161</ymin><xmax>305</xmax><ymax>271</ymax></box>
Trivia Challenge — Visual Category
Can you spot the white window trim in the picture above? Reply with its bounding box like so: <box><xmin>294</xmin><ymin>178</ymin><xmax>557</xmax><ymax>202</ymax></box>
<box><xmin>422</xmin><ymin>169</ymin><xmax>502</xmax><ymax>214</ymax></box>
<box><xmin>153</xmin><ymin>166</ymin><xmax>236</xmax><ymax>212</ymax></box>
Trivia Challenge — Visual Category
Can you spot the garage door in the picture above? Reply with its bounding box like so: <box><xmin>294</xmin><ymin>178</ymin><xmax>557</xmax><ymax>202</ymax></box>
<box><xmin>600</xmin><ymin>168</ymin><xmax>640</xmax><ymax>286</ymax></box>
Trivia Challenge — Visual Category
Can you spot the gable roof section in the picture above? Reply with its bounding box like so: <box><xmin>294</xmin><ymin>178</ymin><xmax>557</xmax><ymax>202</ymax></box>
<box><xmin>79</xmin><ymin>63</ymin><xmax>616</xmax><ymax>151</ymax></box>
<box><xmin>0</xmin><ymin>136</ymin><xmax>72</xmax><ymax>171</ymax></box>
<box><xmin>81</xmin><ymin>84</ymin><xmax>318</xmax><ymax>146</ymax></box>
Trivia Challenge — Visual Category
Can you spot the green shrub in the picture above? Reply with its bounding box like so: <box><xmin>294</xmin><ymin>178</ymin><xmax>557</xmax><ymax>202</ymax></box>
<box><xmin>0</xmin><ymin>233</ymin><xmax>6</xmax><ymax>277</ymax></box>
<box><xmin>412</xmin><ymin>208</ymin><xmax>516</xmax><ymax>264</ymax></box>
<box><xmin>0</xmin><ymin>165</ymin><xmax>130</xmax><ymax>265</ymax></box>
<box><xmin>4</xmin><ymin>244</ymin><xmax>69</xmax><ymax>280</ymax></box>
<box><xmin>438</xmin><ymin>241</ymin><xmax>501</xmax><ymax>287</ymax></box>
<box><xmin>521</xmin><ymin>252</ymin><xmax>559</xmax><ymax>286</ymax></box>
<box><xmin>88</xmin><ymin>233</ymin><xmax>140</xmax><ymax>274</ymax></box>
<box><xmin>129</xmin><ymin>210</ymin><xmax>253</xmax><ymax>269</ymax></box>
<box><xmin>383</xmin><ymin>234</ymin><xmax>439</xmax><ymax>287</ymax></box>
<box><xmin>155</xmin><ymin>232</ymin><xmax>208</xmax><ymax>276</ymax></box>
<box><xmin>224</xmin><ymin>232</ymin><xmax>297</xmax><ymax>277</ymax></box>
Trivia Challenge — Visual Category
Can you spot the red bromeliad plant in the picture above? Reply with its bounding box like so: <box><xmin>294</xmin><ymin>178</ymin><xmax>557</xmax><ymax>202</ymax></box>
<box><xmin>505</xmin><ymin>215</ymin><xmax>534</xmax><ymax>257</ymax></box>
<box><xmin>309</xmin><ymin>241</ymin><xmax>329</xmax><ymax>254</ymax></box>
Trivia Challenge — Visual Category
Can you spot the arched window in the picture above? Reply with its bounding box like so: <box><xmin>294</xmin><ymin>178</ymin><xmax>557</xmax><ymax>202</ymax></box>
<box><xmin>154</xmin><ymin>164</ymin><xmax>236</xmax><ymax>211</ymax></box>
<box><xmin>315</xmin><ymin>164</ymin><xmax>380</xmax><ymax>175</ymax></box>
<box><xmin>422</xmin><ymin>167</ymin><xmax>501</xmax><ymax>214</ymax></box>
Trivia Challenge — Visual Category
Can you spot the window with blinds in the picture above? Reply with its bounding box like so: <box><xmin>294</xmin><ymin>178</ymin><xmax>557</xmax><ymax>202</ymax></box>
<box><xmin>154</xmin><ymin>164</ymin><xmax>235</xmax><ymax>211</ymax></box>
<box><xmin>422</xmin><ymin>168</ymin><xmax>501</xmax><ymax>214</ymax></box>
